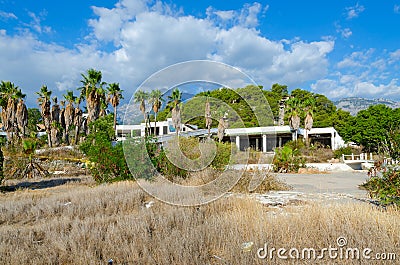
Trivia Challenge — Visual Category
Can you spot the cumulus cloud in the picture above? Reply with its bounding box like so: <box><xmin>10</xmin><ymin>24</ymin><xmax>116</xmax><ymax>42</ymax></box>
<box><xmin>0</xmin><ymin>0</ymin><xmax>339</xmax><ymax>107</ymax></box>
<box><xmin>312</xmin><ymin>47</ymin><xmax>400</xmax><ymax>100</ymax></box>
<box><xmin>311</xmin><ymin>77</ymin><xmax>400</xmax><ymax>100</ymax></box>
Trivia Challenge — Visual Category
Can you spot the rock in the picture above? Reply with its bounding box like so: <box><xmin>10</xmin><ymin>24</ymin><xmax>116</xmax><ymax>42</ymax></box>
<box><xmin>361</xmin><ymin>162</ymin><xmax>374</xmax><ymax>170</ymax></box>
<box><xmin>327</xmin><ymin>158</ymin><xmax>340</xmax><ymax>163</ymax></box>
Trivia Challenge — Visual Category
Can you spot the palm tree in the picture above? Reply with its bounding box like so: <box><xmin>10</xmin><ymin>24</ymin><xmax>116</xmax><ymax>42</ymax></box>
<box><xmin>286</xmin><ymin>97</ymin><xmax>301</xmax><ymax>141</ymax></box>
<box><xmin>0</xmin><ymin>81</ymin><xmax>23</xmax><ymax>142</ymax></box>
<box><xmin>303</xmin><ymin>97</ymin><xmax>315</xmax><ymax>146</ymax></box>
<box><xmin>99</xmin><ymin>98</ymin><xmax>107</xmax><ymax>117</ymax></box>
<box><xmin>149</xmin><ymin>89</ymin><xmax>163</xmax><ymax>135</ymax></box>
<box><xmin>205</xmin><ymin>95</ymin><xmax>212</xmax><ymax>138</ymax></box>
<box><xmin>36</xmin><ymin>85</ymin><xmax>52</xmax><ymax>147</ymax></box>
<box><xmin>50</xmin><ymin>97</ymin><xmax>61</xmax><ymax>146</ymax></box>
<box><xmin>73</xmin><ymin>98</ymin><xmax>83</xmax><ymax>145</ymax></box>
<box><xmin>59</xmin><ymin>100</ymin><xmax>66</xmax><ymax>144</ymax></box>
<box><xmin>167</xmin><ymin>88</ymin><xmax>182</xmax><ymax>135</ymax></box>
<box><xmin>107</xmin><ymin>83</ymin><xmax>123</xmax><ymax>134</ymax></box>
<box><xmin>79</xmin><ymin>68</ymin><xmax>106</xmax><ymax>129</ymax></box>
<box><xmin>134</xmin><ymin>89</ymin><xmax>149</xmax><ymax>135</ymax></box>
<box><xmin>63</xmin><ymin>90</ymin><xmax>76</xmax><ymax>145</ymax></box>
<box><xmin>16</xmin><ymin>97</ymin><xmax>28</xmax><ymax>138</ymax></box>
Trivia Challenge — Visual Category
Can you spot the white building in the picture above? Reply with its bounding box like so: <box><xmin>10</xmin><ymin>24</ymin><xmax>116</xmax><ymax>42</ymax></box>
<box><xmin>116</xmin><ymin>118</ymin><xmax>197</xmax><ymax>140</ymax></box>
<box><xmin>116</xmin><ymin>121</ymin><xmax>345</xmax><ymax>151</ymax></box>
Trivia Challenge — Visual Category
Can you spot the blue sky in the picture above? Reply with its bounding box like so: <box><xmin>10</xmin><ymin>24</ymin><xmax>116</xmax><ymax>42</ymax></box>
<box><xmin>1</xmin><ymin>0</ymin><xmax>400</xmax><ymax>107</ymax></box>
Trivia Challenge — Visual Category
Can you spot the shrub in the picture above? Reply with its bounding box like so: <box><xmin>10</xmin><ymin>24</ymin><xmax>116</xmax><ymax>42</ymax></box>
<box><xmin>273</xmin><ymin>143</ymin><xmax>306</xmax><ymax>173</ymax></box>
<box><xmin>360</xmin><ymin>166</ymin><xmax>400</xmax><ymax>206</ymax></box>
<box><xmin>80</xmin><ymin>115</ymin><xmax>132</xmax><ymax>183</ymax></box>
<box><xmin>333</xmin><ymin>146</ymin><xmax>361</xmax><ymax>159</ymax></box>
<box><xmin>123</xmin><ymin>136</ymin><xmax>188</xmax><ymax>180</ymax></box>
<box><xmin>123</xmin><ymin>137</ymin><xmax>236</xmax><ymax>181</ymax></box>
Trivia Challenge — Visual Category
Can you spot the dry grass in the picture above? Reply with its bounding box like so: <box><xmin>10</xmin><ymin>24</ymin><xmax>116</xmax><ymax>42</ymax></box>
<box><xmin>0</xmin><ymin>179</ymin><xmax>399</xmax><ymax>264</ymax></box>
<box><xmin>177</xmin><ymin>168</ymin><xmax>291</xmax><ymax>194</ymax></box>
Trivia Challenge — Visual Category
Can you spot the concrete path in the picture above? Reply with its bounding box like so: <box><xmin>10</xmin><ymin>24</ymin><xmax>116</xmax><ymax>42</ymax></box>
<box><xmin>248</xmin><ymin>171</ymin><xmax>373</xmax><ymax>206</ymax></box>
<box><xmin>274</xmin><ymin>171</ymin><xmax>370</xmax><ymax>198</ymax></box>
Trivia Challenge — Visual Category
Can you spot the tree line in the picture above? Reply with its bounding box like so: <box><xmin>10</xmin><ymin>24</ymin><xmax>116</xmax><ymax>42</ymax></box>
<box><xmin>0</xmin><ymin>68</ymin><xmax>123</xmax><ymax>147</ymax></box>
<box><xmin>2</xmin><ymin>73</ymin><xmax>398</xmax><ymax>159</ymax></box>
<box><xmin>141</xmin><ymin>83</ymin><xmax>399</xmax><ymax>158</ymax></box>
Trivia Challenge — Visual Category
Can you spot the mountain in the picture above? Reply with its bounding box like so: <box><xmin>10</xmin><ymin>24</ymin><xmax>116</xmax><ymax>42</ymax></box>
<box><xmin>334</xmin><ymin>97</ymin><xmax>400</xmax><ymax>115</ymax></box>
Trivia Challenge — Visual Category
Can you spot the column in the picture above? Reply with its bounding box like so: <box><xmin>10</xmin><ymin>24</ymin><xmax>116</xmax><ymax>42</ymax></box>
<box><xmin>262</xmin><ymin>134</ymin><xmax>267</xmax><ymax>153</ymax></box>
<box><xmin>331</xmin><ymin>132</ymin><xmax>335</xmax><ymax>150</ymax></box>
<box><xmin>235</xmin><ymin>136</ymin><xmax>240</xmax><ymax>150</ymax></box>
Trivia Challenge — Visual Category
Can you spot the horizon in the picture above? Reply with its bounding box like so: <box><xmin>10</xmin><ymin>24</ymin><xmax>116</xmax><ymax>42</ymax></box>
<box><xmin>1</xmin><ymin>0</ymin><xmax>399</xmax><ymax>108</ymax></box>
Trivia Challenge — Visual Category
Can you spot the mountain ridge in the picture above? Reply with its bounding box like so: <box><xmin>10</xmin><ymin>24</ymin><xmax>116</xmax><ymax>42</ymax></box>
<box><xmin>333</xmin><ymin>97</ymin><xmax>400</xmax><ymax>115</ymax></box>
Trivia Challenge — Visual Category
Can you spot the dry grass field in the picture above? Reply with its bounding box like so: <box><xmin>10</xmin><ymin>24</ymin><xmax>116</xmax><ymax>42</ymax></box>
<box><xmin>0</xmin><ymin>175</ymin><xmax>399</xmax><ymax>264</ymax></box>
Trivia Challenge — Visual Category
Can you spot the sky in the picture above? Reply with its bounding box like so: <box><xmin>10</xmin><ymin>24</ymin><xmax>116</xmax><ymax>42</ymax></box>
<box><xmin>1</xmin><ymin>0</ymin><xmax>400</xmax><ymax>107</ymax></box>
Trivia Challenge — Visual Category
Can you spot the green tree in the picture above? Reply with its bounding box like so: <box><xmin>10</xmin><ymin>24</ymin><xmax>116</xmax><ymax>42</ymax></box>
<box><xmin>349</xmin><ymin>105</ymin><xmax>394</xmax><ymax>153</ymax></box>
<box><xmin>80</xmin><ymin>114</ymin><xmax>131</xmax><ymax>183</ymax></box>
<box><xmin>27</xmin><ymin>108</ymin><xmax>41</xmax><ymax>135</ymax></box>
<box><xmin>328</xmin><ymin>109</ymin><xmax>354</xmax><ymax>142</ymax></box>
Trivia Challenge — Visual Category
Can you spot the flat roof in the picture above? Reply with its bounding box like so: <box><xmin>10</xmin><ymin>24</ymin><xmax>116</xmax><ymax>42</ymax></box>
<box><xmin>225</xmin><ymin>126</ymin><xmax>292</xmax><ymax>136</ymax></box>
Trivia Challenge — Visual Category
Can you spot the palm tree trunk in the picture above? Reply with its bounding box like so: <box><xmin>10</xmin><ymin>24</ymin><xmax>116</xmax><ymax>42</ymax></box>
<box><xmin>113</xmin><ymin>105</ymin><xmax>117</xmax><ymax>135</ymax></box>
<box><xmin>154</xmin><ymin>112</ymin><xmax>157</xmax><ymax>136</ymax></box>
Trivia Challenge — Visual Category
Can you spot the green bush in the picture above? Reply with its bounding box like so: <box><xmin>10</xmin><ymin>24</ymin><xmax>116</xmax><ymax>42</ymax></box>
<box><xmin>124</xmin><ymin>136</ymin><xmax>236</xmax><ymax>181</ymax></box>
<box><xmin>361</xmin><ymin>166</ymin><xmax>400</xmax><ymax>206</ymax></box>
<box><xmin>273</xmin><ymin>142</ymin><xmax>306</xmax><ymax>173</ymax></box>
<box><xmin>333</xmin><ymin>146</ymin><xmax>354</xmax><ymax>159</ymax></box>
<box><xmin>80</xmin><ymin>115</ymin><xmax>132</xmax><ymax>183</ymax></box>
<box><xmin>212</xmin><ymin>141</ymin><xmax>236</xmax><ymax>169</ymax></box>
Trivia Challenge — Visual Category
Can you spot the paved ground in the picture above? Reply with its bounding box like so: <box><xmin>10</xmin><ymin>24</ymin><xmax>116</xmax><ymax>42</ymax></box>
<box><xmin>274</xmin><ymin>171</ymin><xmax>370</xmax><ymax>198</ymax></box>
<box><xmin>248</xmin><ymin>171</ymin><xmax>373</xmax><ymax>206</ymax></box>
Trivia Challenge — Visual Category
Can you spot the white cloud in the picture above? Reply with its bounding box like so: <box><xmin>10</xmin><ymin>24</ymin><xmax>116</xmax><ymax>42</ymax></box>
<box><xmin>345</xmin><ymin>3</ymin><xmax>365</xmax><ymax>20</ymax></box>
<box><xmin>10</xmin><ymin>0</ymin><xmax>400</xmax><ymax>108</ymax></box>
<box><xmin>390</xmin><ymin>49</ymin><xmax>400</xmax><ymax>61</ymax></box>
<box><xmin>0</xmin><ymin>10</ymin><xmax>17</xmax><ymax>20</ymax></box>
<box><xmin>394</xmin><ymin>5</ymin><xmax>400</xmax><ymax>14</ymax></box>
<box><xmin>334</xmin><ymin>22</ymin><xmax>352</xmax><ymax>39</ymax></box>
<box><xmin>311</xmin><ymin>78</ymin><xmax>400</xmax><ymax>100</ymax></box>
<box><xmin>311</xmin><ymin>79</ymin><xmax>349</xmax><ymax>99</ymax></box>
<box><xmin>340</xmin><ymin>28</ymin><xmax>352</xmax><ymax>38</ymax></box>
<box><xmin>206</xmin><ymin>2</ymin><xmax>265</xmax><ymax>28</ymax></box>
<box><xmin>214</xmin><ymin>10</ymin><xmax>235</xmax><ymax>21</ymax></box>
<box><xmin>310</xmin><ymin>43</ymin><xmax>400</xmax><ymax>100</ymax></box>
<box><xmin>24</xmin><ymin>11</ymin><xmax>52</xmax><ymax>34</ymax></box>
